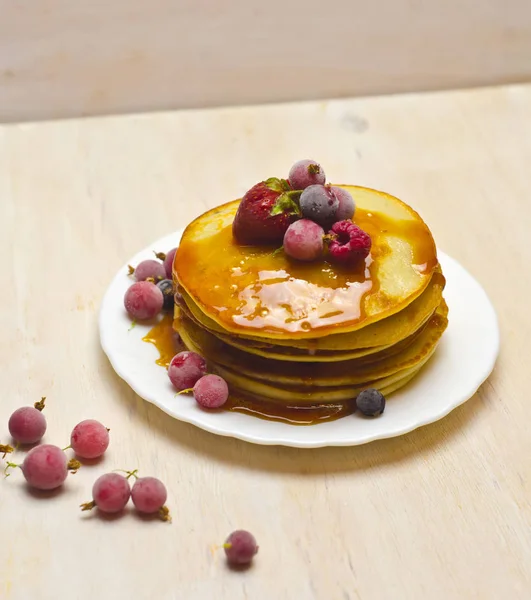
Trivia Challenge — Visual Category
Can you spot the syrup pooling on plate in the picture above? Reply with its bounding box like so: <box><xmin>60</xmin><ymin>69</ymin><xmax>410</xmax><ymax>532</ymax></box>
<box><xmin>141</xmin><ymin>317</ymin><xmax>348</xmax><ymax>422</ymax></box>
<box><xmin>176</xmin><ymin>205</ymin><xmax>437</xmax><ymax>335</ymax></box>
<box><xmin>225</xmin><ymin>394</ymin><xmax>355</xmax><ymax>425</ymax></box>
<box><xmin>142</xmin><ymin>314</ymin><xmax>182</xmax><ymax>367</ymax></box>
<box><xmin>141</xmin><ymin>317</ymin><xmax>354</xmax><ymax>424</ymax></box>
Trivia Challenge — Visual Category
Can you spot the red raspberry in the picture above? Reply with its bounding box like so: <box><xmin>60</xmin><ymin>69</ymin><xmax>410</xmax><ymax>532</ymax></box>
<box><xmin>328</xmin><ymin>220</ymin><xmax>371</xmax><ymax>264</ymax></box>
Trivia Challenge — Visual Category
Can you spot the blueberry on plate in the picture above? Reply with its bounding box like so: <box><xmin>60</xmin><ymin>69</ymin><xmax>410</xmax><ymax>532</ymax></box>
<box><xmin>355</xmin><ymin>388</ymin><xmax>386</xmax><ymax>417</ymax></box>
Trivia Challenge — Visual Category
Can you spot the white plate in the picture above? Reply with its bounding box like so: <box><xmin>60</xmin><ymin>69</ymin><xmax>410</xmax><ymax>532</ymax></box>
<box><xmin>99</xmin><ymin>229</ymin><xmax>499</xmax><ymax>448</ymax></box>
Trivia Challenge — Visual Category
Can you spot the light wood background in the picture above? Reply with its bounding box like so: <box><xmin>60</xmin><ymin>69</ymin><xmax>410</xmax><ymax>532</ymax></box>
<box><xmin>0</xmin><ymin>82</ymin><xmax>529</xmax><ymax>599</ymax></box>
<box><xmin>1</xmin><ymin>0</ymin><xmax>531</xmax><ymax>122</ymax></box>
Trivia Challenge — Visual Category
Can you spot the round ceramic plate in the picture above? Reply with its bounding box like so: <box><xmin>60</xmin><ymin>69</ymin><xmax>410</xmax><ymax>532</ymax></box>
<box><xmin>99</xmin><ymin>229</ymin><xmax>499</xmax><ymax>448</ymax></box>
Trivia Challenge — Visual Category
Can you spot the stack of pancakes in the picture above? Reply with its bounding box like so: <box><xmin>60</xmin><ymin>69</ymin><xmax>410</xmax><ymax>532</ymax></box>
<box><xmin>173</xmin><ymin>185</ymin><xmax>448</xmax><ymax>422</ymax></box>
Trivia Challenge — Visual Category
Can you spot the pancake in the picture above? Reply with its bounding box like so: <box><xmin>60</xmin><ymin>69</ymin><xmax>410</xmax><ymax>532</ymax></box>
<box><xmin>174</xmin><ymin>300</ymin><xmax>447</xmax><ymax>391</ymax></box>
<box><xmin>177</xmin><ymin>266</ymin><xmax>445</xmax><ymax>352</ymax></box>
<box><xmin>175</xmin><ymin>315</ymin><xmax>442</xmax><ymax>404</ymax></box>
<box><xmin>176</xmin><ymin>290</ymin><xmax>438</xmax><ymax>363</ymax></box>
<box><xmin>214</xmin><ymin>358</ymin><xmax>432</xmax><ymax>403</ymax></box>
<box><xmin>175</xmin><ymin>185</ymin><xmax>438</xmax><ymax>340</ymax></box>
<box><xmin>224</xmin><ymin>368</ymin><xmax>421</xmax><ymax>424</ymax></box>
<box><xmin>169</xmin><ymin>183</ymin><xmax>447</xmax><ymax>423</ymax></box>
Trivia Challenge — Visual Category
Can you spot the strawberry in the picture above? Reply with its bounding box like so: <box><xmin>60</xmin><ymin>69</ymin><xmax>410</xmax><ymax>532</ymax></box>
<box><xmin>232</xmin><ymin>178</ymin><xmax>301</xmax><ymax>244</ymax></box>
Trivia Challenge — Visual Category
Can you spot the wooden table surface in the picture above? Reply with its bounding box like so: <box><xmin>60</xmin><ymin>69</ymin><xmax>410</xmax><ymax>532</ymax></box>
<box><xmin>0</xmin><ymin>83</ymin><xmax>529</xmax><ymax>600</ymax></box>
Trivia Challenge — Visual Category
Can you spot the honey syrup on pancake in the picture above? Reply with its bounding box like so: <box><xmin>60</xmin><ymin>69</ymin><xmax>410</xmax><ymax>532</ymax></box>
<box><xmin>176</xmin><ymin>207</ymin><xmax>437</xmax><ymax>335</ymax></box>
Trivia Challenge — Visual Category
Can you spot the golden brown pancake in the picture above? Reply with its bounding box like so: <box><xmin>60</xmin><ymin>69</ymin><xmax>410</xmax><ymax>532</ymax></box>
<box><xmin>175</xmin><ymin>186</ymin><xmax>438</xmax><ymax>340</ymax></box>
<box><xmin>171</xmin><ymin>184</ymin><xmax>447</xmax><ymax>422</ymax></box>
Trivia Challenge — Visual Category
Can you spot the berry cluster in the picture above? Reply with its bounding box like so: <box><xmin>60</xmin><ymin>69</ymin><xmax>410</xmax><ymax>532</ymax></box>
<box><xmin>2</xmin><ymin>399</ymin><xmax>110</xmax><ymax>490</ymax></box>
<box><xmin>169</xmin><ymin>352</ymin><xmax>229</xmax><ymax>409</ymax></box>
<box><xmin>81</xmin><ymin>470</ymin><xmax>170</xmax><ymax>521</ymax></box>
<box><xmin>1</xmin><ymin>399</ymin><xmax>173</xmax><ymax>523</ymax></box>
<box><xmin>0</xmin><ymin>399</ymin><xmax>259</xmax><ymax>566</ymax></box>
<box><xmin>124</xmin><ymin>247</ymin><xmax>177</xmax><ymax>322</ymax></box>
<box><xmin>232</xmin><ymin>160</ymin><xmax>372</xmax><ymax>265</ymax></box>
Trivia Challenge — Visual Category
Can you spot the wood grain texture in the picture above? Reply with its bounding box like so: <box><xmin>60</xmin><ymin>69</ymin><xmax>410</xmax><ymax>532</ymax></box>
<box><xmin>1</xmin><ymin>0</ymin><xmax>531</xmax><ymax>122</ymax></box>
<box><xmin>0</xmin><ymin>83</ymin><xmax>530</xmax><ymax>599</ymax></box>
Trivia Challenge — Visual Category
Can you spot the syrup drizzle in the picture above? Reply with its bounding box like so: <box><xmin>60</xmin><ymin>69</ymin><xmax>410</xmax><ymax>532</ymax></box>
<box><xmin>143</xmin><ymin>316</ymin><xmax>354</xmax><ymax>424</ymax></box>
<box><xmin>176</xmin><ymin>206</ymin><xmax>437</xmax><ymax>336</ymax></box>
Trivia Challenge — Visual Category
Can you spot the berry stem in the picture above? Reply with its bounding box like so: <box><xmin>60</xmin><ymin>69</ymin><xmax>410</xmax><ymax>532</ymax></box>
<box><xmin>80</xmin><ymin>501</ymin><xmax>96</xmax><ymax>512</ymax></box>
<box><xmin>128</xmin><ymin>320</ymin><xmax>137</xmax><ymax>331</ymax></box>
<box><xmin>67</xmin><ymin>458</ymin><xmax>82</xmax><ymax>473</ymax></box>
<box><xmin>127</xmin><ymin>265</ymin><xmax>135</xmax><ymax>276</ymax></box>
<box><xmin>0</xmin><ymin>444</ymin><xmax>14</xmax><ymax>458</ymax></box>
<box><xmin>154</xmin><ymin>251</ymin><xmax>167</xmax><ymax>261</ymax></box>
<box><xmin>62</xmin><ymin>444</ymin><xmax>72</xmax><ymax>451</ymax></box>
<box><xmin>34</xmin><ymin>397</ymin><xmax>46</xmax><ymax>411</ymax></box>
<box><xmin>158</xmin><ymin>506</ymin><xmax>172</xmax><ymax>523</ymax></box>
<box><xmin>176</xmin><ymin>388</ymin><xmax>194</xmax><ymax>395</ymax></box>
<box><xmin>4</xmin><ymin>462</ymin><xmax>20</xmax><ymax>477</ymax></box>
<box><xmin>113</xmin><ymin>468</ymin><xmax>139</xmax><ymax>480</ymax></box>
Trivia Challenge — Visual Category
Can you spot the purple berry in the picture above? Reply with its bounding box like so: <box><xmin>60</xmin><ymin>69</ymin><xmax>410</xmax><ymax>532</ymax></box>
<box><xmin>124</xmin><ymin>281</ymin><xmax>164</xmax><ymax>320</ymax></box>
<box><xmin>288</xmin><ymin>160</ymin><xmax>326</xmax><ymax>190</ymax></box>
<box><xmin>21</xmin><ymin>445</ymin><xmax>68</xmax><ymax>490</ymax></box>
<box><xmin>85</xmin><ymin>473</ymin><xmax>131</xmax><ymax>514</ymax></box>
<box><xmin>133</xmin><ymin>260</ymin><xmax>166</xmax><ymax>282</ymax></box>
<box><xmin>299</xmin><ymin>184</ymin><xmax>339</xmax><ymax>226</ymax></box>
<box><xmin>156</xmin><ymin>279</ymin><xmax>175</xmax><ymax>311</ymax></box>
<box><xmin>168</xmin><ymin>351</ymin><xmax>207</xmax><ymax>391</ymax></box>
<box><xmin>70</xmin><ymin>419</ymin><xmax>110</xmax><ymax>459</ymax></box>
<box><xmin>331</xmin><ymin>186</ymin><xmax>355</xmax><ymax>221</ymax></box>
<box><xmin>283</xmin><ymin>219</ymin><xmax>324</xmax><ymax>262</ymax></box>
<box><xmin>131</xmin><ymin>477</ymin><xmax>168</xmax><ymax>514</ymax></box>
<box><xmin>224</xmin><ymin>530</ymin><xmax>258</xmax><ymax>565</ymax></box>
<box><xmin>356</xmin><ymin>388</ymin><xmax>386</xmax><ymax>417</ymax></box>
<box><xmin>8</xmin><ymin>406</ymin><xmax>46</xmax><ymax>444</ymax></box>
<box><xmin>163</xmin><ymin>248</ymin><xmax>177</xmax><ymax>279</ymax></box>
<box><xmin>193</xmin><ymin>374</ymin><xmax>228</xmax><ymax>409</ymax></box>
